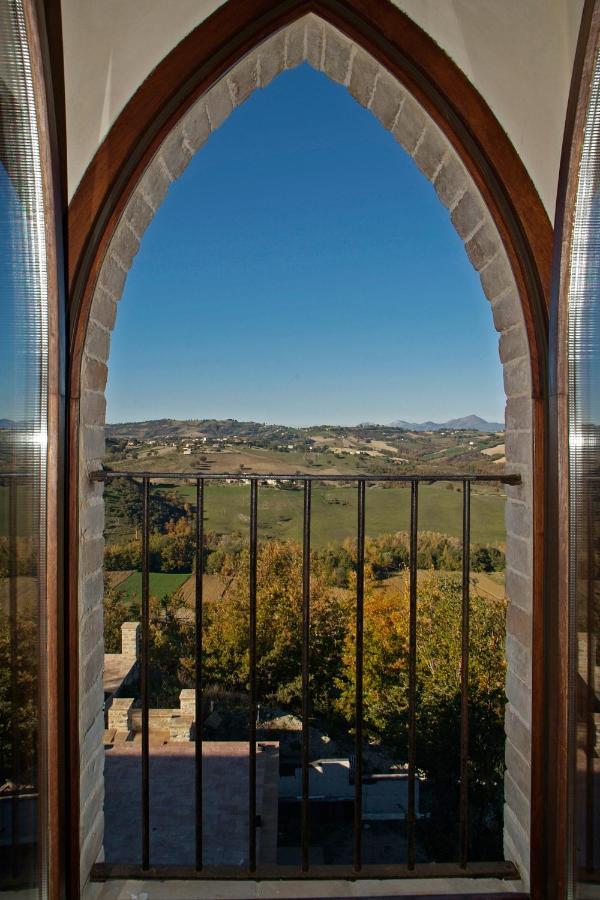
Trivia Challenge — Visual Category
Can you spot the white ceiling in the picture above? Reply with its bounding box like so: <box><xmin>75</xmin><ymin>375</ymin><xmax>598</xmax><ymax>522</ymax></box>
<box><xmin>62</xmin><ymin>0</ymin><xmax>583</xmax><ymax>219</ymax></box>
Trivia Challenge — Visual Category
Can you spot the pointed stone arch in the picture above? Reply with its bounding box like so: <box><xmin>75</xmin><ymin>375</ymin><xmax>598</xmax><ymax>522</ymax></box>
<box><xmin>73</xmin><ymin>11</ymin><xmax>541</xmax><ymax>892</ymax></box>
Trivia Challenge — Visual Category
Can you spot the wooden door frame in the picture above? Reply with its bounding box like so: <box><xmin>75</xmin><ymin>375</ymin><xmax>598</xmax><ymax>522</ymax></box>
<box><xmin>66</xmin><ymin>2</ymin><xmax>553</xmax><ymax>896</ymax></box>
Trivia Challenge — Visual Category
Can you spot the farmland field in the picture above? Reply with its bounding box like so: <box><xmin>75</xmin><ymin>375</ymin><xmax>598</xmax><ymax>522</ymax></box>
<box><xmin>115</xmin><ymin>571</ymin><xmax>189</xmax><ymax>603</ymax></box>
<box><xmin>152</xmin><ymin>480</ymin><xmax>506</xmax><ymax>546</ymax></box>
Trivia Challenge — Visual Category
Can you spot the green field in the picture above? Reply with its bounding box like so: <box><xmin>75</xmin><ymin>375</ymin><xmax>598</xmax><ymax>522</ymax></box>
<box><xmin>153</xmin><ymin>481</ymin><xmax>505</xmax><ymax>546</ymax></box>
<box><xmin>116</xmin><ymin>571</ymin><xmax>189</xmax><ymax>603</ymax></box>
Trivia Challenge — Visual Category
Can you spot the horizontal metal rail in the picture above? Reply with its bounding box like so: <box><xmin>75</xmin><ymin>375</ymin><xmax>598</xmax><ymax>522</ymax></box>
<box><xmin>95</xmin><ymin>468</ymin><xmax>518</xmax><ymax>878</ymax></box>
<box><xmin>91</xmin><ymin>860</ymin><xmax>521</xmax><ymax>881</ymax></box>
<box><xmin>91</xmin><ymin>470</ymin><xmax>520</xmax><ymax>484</ymax></box>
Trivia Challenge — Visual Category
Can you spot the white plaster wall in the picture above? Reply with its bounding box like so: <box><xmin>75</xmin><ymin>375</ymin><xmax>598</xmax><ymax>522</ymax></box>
<box><xmin>61</xmin><ymin>0</ymin><xmax>583</xmax><ymax>216</ymax></box>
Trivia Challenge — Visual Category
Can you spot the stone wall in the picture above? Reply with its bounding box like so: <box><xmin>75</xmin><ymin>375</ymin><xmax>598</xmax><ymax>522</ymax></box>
<box><xmin>77</xmin><ymin>14</ymin><xmax>534</xmax><ymax>890</ymax></box>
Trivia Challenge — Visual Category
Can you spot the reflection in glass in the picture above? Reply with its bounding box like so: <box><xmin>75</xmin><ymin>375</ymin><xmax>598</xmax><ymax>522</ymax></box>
<box><xmin>569</xmin><ymin>49</ymin><xmax>600</xmax><ymax>898</ymax></box>
<box><xmin>0</xmin><ymin>0</ymin><xmax>49</xmax><ymax>893</ymax></box>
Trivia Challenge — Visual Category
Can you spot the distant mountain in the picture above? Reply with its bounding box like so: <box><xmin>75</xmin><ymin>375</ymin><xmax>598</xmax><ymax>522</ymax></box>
<box><xmin>388</xmin><ymin>415</ymin><xmax>504</xmax><ymax>433</ymax></box>
<box><xmin>0</xmin><ymin>419</ymin><xmax>15</xmax><ymax>429</ymax></box>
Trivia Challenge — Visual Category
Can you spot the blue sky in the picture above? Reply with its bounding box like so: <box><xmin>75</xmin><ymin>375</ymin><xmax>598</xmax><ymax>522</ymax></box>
<box><xmin>106</xmin><ymin>65</ymin><xmax>504</xmax><ymax>427</ymax></box>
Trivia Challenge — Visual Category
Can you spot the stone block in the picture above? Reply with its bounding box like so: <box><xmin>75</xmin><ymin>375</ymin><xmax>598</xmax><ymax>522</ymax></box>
<box><xmin>506</xmin><ymin>671</ymin><xmax>532</xmax><ymax>728</ymax></box>
<box><xmin>491</xmin><ymin>287</ymin><xmax>522</xmax><ymax>332</ymax></box>
<box><xmin>505</xmin><ymin>702</ymin><xmax>532</xmax><ymax>770</ymax></box>
<box><xmin>108</xmin><ymin>697</ymin><xmax>134</xmax><ymax>732</ymax></box>
<box><xmin>80</xmin><ymin>783</ymin><xmax>104</xmax><ymax>863</ymax></box>
<box><xmin>393</xmin><ymin>93</ymin><xmax>426</xmax><ymax>155</ymax></box>
<box><xmin>434</xmin><ymin>153</ymin><xmax>467</xmax><ymax>209</ymax></box>
<box><xmin>465</xmin><ymin>220</ymin><xmax>500</xmax><ymax>271</ymax></box>
<box><xmin>80</xmin><ymin>744</ymin><xmax>104</xmax><ymax>822</ymax></box>
<box><xmin>370</xmin><ymin>70</ymin><xmax>404</xmax><ymax>130</ymax></box>
<box><xmin>505</xmin><ymin>395</ymin><xmax>531</xmax><ymax>432</ymax></box>
<box><xmin>503</xmin><ymin>354</ymin><xmax>532</xmax><ymax>398</ymax></box>
<box><xmin>111</xmin><ymin>218</ymin><xmax>140</xmax><ymax>270</ymax></box>
<box><xmin>506</xmin><ymin>603</ymin><xmax>532</xmax><ymax>652</ymax></box>
<box><xmin>79</xmin><ymin>537</ymin><xmax>104</xmax><ymax>580</ymax></box>
<box><xmin>505</xmin><ymin>770</ymin><xmax>531</xmax><ymax>835</ymax></box>
<box><xmin>348</xmin><ymin>48</ymin><xmax>379</xmax><ymax>108</ymax></box>
<box><xmin>168</xmin><ymin>715</ymin><xmax>194</xmax><ymax>741</ymax></box>
<box><xmin>505</xmin><ymin>566</ymin><xmax>533</xmax><ymax>614</ymax></box>
<box><xmin>80</xmin><ymin>567</ymin><xmax>104</xmax><ymax>618</ymax></box>
<box><xmin>285</xmin><ymin>19</ymin><xmax>305</xmax><ymax>69</ymax></box>
<box><xmin>259</xmin><ymin>30</ymin><xmax>286</xmax><ymax>88</ymax></box>
<box><xmin>229</xmin><ymin>50</ymin><xmax>260</xmax><ymax>107</ymax></box>
<box><xmin>506</xmin><ymin>532</ymin><xmax>532</xmax><ymax>578</ymax></box>
<box><xmin>305</xmin><ymin>15</ymin><xmax>324</xmax><ymax>70</ymax></box>
<box><xmin>161</xmin><ymin>122</ymin><xmax>192</xmax><ymax>180</ymax></box>
<box><xmin>180</xmin><ymin>688</ymin><xmax>196</xmax><ymax>717</ymax></box>
<box><xmin>505</xmin><ymin>428</ymin><xmax>532</xmax><ymax>466</ymax></box>
<box><xmin>322</xmin><ymin>26</ymin><xmax>353</xmax><ymax>84</ymax></box>
<box><xmin>80</xmin><ymin>388</ymin><xmax>107</xmax><ymax>427</ymax></box>
<box><xmin>80</xmin><ymin>806</ymin><xmax>104</xmax><ymax>890</ymax></box>
<box><xmin>413</xmin><ymin>124</ymin><xmax>448</xmax><ymax>180</ymax></box>
<box><xmin>79</xmin><ymin>677</ymin><xmax>104</xmax><ymax>741</ymax></box>
<box><xmin>81</xmin><ymin>356</ymin><xmax>108</xmax><ymax>394</ymax></box>
<box><xmin>90</xmin><ymin>287</ymin><xmax>117</xmax><ymax>332</ymax></box>
<box><xmin>80</xmin><ymin>602</ymin><xmax>104</xmax><ymax>663</ymax></box>
<box><xmin>499</xmin><ymin>324</ymin><xmax>529</xmax><ymax>364</ymax></box>
<box><xmin>81</xmin><ymin>641</ymin><xmax>104</xmax><ymax>698</ymax></box>
<box><xmin>80</xmin><ymin>709</ymin><xmax>105</xmax><ymax>770</ymax></box>
<box><xmin>450</xmin><ymin>190</ymin><xmax>485</xmax><ymax>241</ymax></box>
<box><xmin>504</xmin><ymin>804</ymin><xmax>530</xmax><ymax>872</ymax></box>
<box><xmin>506</xmin><ymin>632</ymin><xmax>531</xmax><ymax>687</ymax></box>
<box><xmin>121</xmin><ymin>621</ymin><xmax>140</xmax><ymax>659</ymax></box>
<box><xmin>505</xmin><ymin>498</ymin><xmax>531</xmax><ymax>540</ymax></box>
<box><xmin>504</xmin><ymin>821</ymin><xmax>529</xmax><ymax>888</ymax></box>
<box><xmin>182</xmin><ymin>100</ymin><xmax>210</xmax><ymax>152</ymax></box>
<box><xmin>480</xmin><ymin>253</ymin><xmax>513</xmax><ymax>302</ymax></box>
<box><xmin>81</xmin><ymin>425</ymin><xmax>105</xmax><ymax>467</ymax></box>
<box><xmin>84</xmin><ymin>320</ymin><xmax>110</xmax><ymax>365</ymax></box>
<box><xmin>97</xmin><ymin>253</ymin><xmax>126</xmax><ymax>300</ymax></box>
<box><xmin>139</xmin><ymin>158</ymin><xmax>171</xmax><ymax>212</ymax></box>
<box><xmin>125</xmin><ymin>190</ymin><xmax>155</xmax><ymax>240</ymax></box>
<box><xmin>505</xmin><ymin>462</ymin><xmax>531</xmax><ymax>503</ymax></box>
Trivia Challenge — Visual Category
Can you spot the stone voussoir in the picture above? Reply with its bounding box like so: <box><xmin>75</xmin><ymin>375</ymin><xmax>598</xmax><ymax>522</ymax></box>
<box><xmin>284</xmin><ymin>19</ymin><xmax>305</xmax><ymax>69</ymax></box>
<box><xmin>228</xmin><ymin>50</ymin><xmax>260</xmax><ymax>106</ymax></box>
<box><xmin>305</xmin><ymin>15</ymin><xmax>325</xmax><ymax>70</ymax></box>
<box><xmin>393</xmin><ymin>93</ymin><xmax>427</xmax><ymax>156</ymax></box>
<box><xmin>322</xmin><ymin>26</ymin><xmax>354</xmax><ymax>85</ymax></box>
<box><xmin>505</xmin><ymin>566</ymin><xmax>533</xmax><ymax>614</ymax></box>
<box><xmin>370</xmin><ymin>69</ymin><xmax>404</xmax><ymax>130</ymax></box>
<box><xmin>499</xmin><ymin>324</ymin><xmax>530</xmax><ymax>363</ymax></box>
<box><xmin>110</xmin><ymin>218</ymin><xmax>140</xmax><ymax>270</ymax></box>
<box><xmin>160</xmin><ymin>122</ymin><xmax>192</xmax><ymax>180</ymax></box>
<box><xmin>348</xmin><ymin>47</ymin><xmax>379</xmax><ymax>108</ymax></box>
<box><xmin>491</xmin><ymin>287</ymin><xmax>522</xmax><ymax>332</ymax></box>
<box><xmin>182</xmin><ymin>99</ymin><xmax>210</xmax><ymax>152</ymax></box>
<box><xmin>84</xmin><ymin>319</ymin><xmax>110</xmax><ymax>365</ymax></box>
<box><xmin>259</xmin><ymin>30</ymin><xmax>287</xmax><ymax>88</ymax></box>
<box><xmin>434</xmin><ymin>153</ymin><xmax>468</xmax><ymax>209</ymax></box>
<box><xmin>503</xmin><ymin>354</ymin><xmax>532</xmax><ymax>398</ymax></box>
<box><xmin>465</xmin><ymin>219</ymin><xmax>500</xmax><ymax>271</ymax></box>
<box><xmin>450</xmin><ymin>189</ymin><xmax>485</xmax><ymax>242</ymax></box>
<box><xmin>138</xmin><ymin>158</ymin><xmax>172</xmax><ymax>212</ymax></box>
<box><xmin>480</xmin><ymin>252</ymin><xmax>513</xmax><ymax>302</ymax></box>
<box><xmin>413</xmin><ymin>124</ymin><xmax>449</xmax><ymax>180</ymax></box>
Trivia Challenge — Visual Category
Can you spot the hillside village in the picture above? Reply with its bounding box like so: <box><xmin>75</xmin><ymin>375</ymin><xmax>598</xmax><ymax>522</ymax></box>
<box><xmin>104</xmin><ymin>417</ymin><xmax>506</xmax><ymax>479</ymax></box>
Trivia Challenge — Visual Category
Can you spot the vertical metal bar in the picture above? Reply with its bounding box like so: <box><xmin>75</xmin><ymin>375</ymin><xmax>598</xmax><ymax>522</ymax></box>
<box><xmin>459</xmin><ymin>478</ymin><xmax>471</xmax><ymax>869</ymax></box>
<box><xmin>248</xmin><ymin>479</ymin><xmax>258</xmax><ymax>872</ymax></box>
<box><xmin>8</xmin><ymin>477</ymin><xmax>20</xmax><ymax>879</ymax></box>
<box><xmin>407</xmin><ymin>480</ymin><xmax>418</xmax><ymax>869</ymax></box>
<box><xmin>354</xmin><ymin>479</ymin><xmax>365</xmax><ymax>872</ymax></box>
<box><xmin>195</xmin><ymin>478</ymin><xmax>204</xmax><ymax>871</ymax></box>
<box><xmin>301</xmin><ymin>479</ymin><xmax>312</xmax><ymax>872</ymax></box>
<box><xmin>141</xmin><ymin>477</ymin><xmax>150</xmax><ymax>870</ymax></box>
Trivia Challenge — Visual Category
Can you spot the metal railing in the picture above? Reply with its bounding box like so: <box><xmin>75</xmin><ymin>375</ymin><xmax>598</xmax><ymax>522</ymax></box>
<box><xmin>91</xmin><ymin>469</ymin><xmax>521</xmax><ymax>881</ymax></box>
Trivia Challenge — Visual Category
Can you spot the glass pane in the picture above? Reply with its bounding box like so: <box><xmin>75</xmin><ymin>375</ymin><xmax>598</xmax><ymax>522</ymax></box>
<box><xmin>0</xmin><ymin>0</ymin><xmax>49</xmax><ymax>894</ymax></box>
<box><xmin>568</xmin><ymin>47</ymin><xmax>600</xmax><ymax>899</ymax></box>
